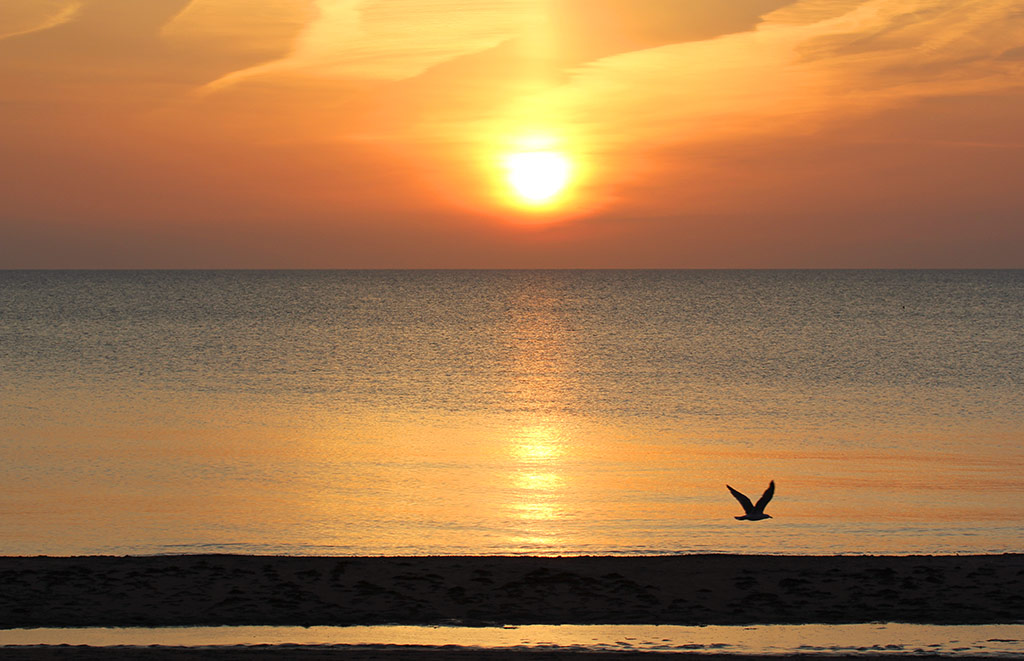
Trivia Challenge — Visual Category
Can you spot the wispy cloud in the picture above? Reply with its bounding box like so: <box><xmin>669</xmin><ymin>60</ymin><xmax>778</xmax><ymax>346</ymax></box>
<box><xmin>162</xmin><ymin>0</ymin><xmax>316</xmax><ymax>63</ymax></box>
<box><xmin>0</xmin><ymin>1</ymin><xmax>81</xmax><ymax>41</ymax></box>
<box><xmin>200</xmin><ymin>0</ymin><xmax>542</xmax><ymax>93</ymax></box>
<box><xmin>531</xmin><ymin>0</ymin><xmax>1024</xmax><ymax>151</ymax></box>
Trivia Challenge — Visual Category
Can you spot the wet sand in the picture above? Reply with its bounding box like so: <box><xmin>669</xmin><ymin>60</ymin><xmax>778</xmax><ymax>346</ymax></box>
<box><xmin>1</xmin><ymin>554</ymin><xmax>1022</xmax><ymax>629</ymax></box>
<box><xmin>0</xmin><ymin>649</ymin><xmax>1005</xmax><ymax>661</ymax></box>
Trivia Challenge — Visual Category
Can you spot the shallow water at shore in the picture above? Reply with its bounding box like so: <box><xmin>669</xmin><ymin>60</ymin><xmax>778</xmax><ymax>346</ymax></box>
<box><xmin>3</xmin><ymin>624</ymin><xmax>1024</xmax><ymax>657</ymax></box>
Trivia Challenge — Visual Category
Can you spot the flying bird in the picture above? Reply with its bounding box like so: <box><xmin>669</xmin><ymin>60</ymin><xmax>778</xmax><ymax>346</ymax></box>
<box><xmin>727</xmin><ymin>480</ymin><xmax>775</xmax><ymax>521</ymax></box>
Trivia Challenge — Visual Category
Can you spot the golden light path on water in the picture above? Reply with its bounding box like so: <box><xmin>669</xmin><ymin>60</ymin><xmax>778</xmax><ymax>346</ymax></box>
<box><xmin>3</xmin><ymin>624</ymin><xmax>1023</xmax><ymax>656</ymax></box>
<box><xmin>502</xmin><ymin>289</ymin><xmax>574</xmax><ymax>549</ymax></box>
<box><xmin>507</xmin><ymin>424</ymin><xmax>568</xmax><ymax>549</ymax></box>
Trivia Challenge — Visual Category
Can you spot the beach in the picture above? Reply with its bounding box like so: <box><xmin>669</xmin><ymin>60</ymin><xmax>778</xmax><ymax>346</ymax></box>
<box><xmin>2</xmin><ymin>554</ymin><xmax>1021</xmax><ymax>629</ymax></box>
<box><xmin>0</xmin><ymin>648</ymin><xmax>1008</xmax><ymax>661</ymax></box>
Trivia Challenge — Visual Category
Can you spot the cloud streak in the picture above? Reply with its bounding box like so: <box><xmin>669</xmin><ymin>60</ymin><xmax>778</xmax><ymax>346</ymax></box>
<box><xmin>533</xmin><ymin>0</ymin><xmax>1024</xmax><ymax>152</ymax></box>
<box><xmin>0</xmin><ymin>1</ymin><xmax>81</xmax><ymax>41</ymax></box>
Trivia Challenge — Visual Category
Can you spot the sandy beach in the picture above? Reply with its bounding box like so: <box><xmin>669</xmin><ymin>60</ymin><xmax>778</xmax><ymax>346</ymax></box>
<box><xmin>0</xmin><ymin>648</ymin><xmax>1007</xmax><ymax>661</ymax></box>
<box><xmin>1</xmin><ymin>554</ymin><xmax>1021</xmax><ymax>629</ymax></box>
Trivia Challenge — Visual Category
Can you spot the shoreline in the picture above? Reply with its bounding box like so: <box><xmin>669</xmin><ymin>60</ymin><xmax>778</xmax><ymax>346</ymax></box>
<box><xmin>0</xmin><ymin>649</ymin><xmax>1012</xmax><ymax>661</ymax></box>
<box><xmin>2</xmin><ymin>554</ymin><xmax>1022</xmax><ymax>629</ymax></box>
<box><xmin>1</xmin><ymin>650</ymin><xmax>1011</xmax><ymax>661</ymax></box>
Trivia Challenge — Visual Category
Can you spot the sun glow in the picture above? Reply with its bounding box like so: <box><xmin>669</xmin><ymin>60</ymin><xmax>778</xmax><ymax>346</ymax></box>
<box><xmin>484</xmin><ymin>128</ymin><xmax>591</xmax><ymax>217</ymax></box>
<box><xmin>504</xmin><ymin>150</ymin><xmax>572</xmax><ymax>205</ymax></box>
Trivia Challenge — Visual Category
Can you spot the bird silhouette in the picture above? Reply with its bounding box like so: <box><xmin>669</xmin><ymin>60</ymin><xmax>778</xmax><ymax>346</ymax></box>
<box><xmin>727</xmin><ymin>480</ymin><xmax>775</xmax><ymax>520</ymax></box>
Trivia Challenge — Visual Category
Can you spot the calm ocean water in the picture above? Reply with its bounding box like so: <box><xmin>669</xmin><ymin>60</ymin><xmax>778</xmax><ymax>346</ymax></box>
<box><xmin>0</xmin><ymin>270</ymin><xmax>1021</xmax><ymax>556</ymax></box>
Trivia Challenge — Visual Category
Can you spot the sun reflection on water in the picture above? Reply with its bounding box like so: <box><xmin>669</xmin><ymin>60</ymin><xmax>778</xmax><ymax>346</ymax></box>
<box><xmin>505</xmin><ymin>425</ymin><xmax>570</xmax><ymax>550</ymax></box>
<box><xmin>510</xmin><ymin>425</ymin><xmax>566</xmax><ymax>463</ymax></box>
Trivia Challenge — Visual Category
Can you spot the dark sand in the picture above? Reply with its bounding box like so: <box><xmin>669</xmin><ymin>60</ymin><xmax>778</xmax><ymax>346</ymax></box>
<box><xmin>4</xmin><ymin>555</ymin><xmax>1022</xmax><ymax>659</ymax></box>
<box><xmin>2</xmin><ymin>554</ymin><xmax>1022</xmax><ymax>628</ymax></box>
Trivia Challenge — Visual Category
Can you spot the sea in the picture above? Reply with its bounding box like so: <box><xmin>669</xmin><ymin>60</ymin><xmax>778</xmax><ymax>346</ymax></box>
<box><xmin>1</xmin><ymin>270</ymin><xmax>1022</xmax><ymax>557</ymax></box>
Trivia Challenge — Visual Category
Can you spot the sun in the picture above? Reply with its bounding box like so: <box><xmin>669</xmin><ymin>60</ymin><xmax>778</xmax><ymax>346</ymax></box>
<box><xmin>503</xmin><ymin>150</ymin><xmax>572</xmax><ymax>207</ymax></box>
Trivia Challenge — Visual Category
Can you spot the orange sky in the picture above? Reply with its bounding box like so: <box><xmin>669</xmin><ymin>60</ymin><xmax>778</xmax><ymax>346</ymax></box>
<box><xmin>1</xmin><ymin>0</ymin><xmax>1022</xmax><ymax>268</ymax></box>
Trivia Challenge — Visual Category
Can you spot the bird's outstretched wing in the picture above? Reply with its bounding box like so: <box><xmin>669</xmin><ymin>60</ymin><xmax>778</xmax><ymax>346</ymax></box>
<box><xmin>726</xmin><ymin>484</ymin><xmax>754</xmax><ymax>514</ymax></box>
<box><xmin>753</xmin><ymin>480</ymin><xmax>775</xmax><ymax>514</ymax></box>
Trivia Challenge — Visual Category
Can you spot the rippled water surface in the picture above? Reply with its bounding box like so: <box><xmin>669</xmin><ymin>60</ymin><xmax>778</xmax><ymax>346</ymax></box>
<box><xmin>1</xmin><ymin>270</ymin><xmax>1021</xmax><ymax>555</ymax></box>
